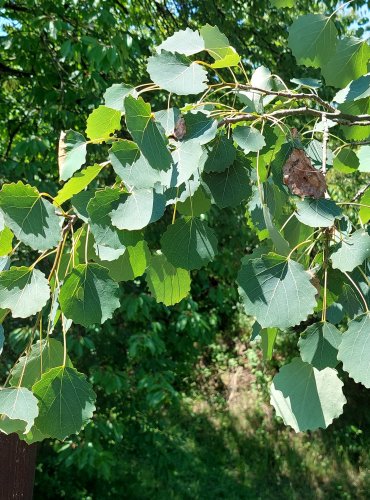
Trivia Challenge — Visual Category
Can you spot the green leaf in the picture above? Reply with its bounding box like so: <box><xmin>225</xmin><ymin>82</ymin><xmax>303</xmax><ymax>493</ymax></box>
<box><xmin>237</xmin><ymin>253</ymin><xmax>317</xmax><ymax>328</ymax></box>
<box><xmin>283</xmin><ymin>216</ymin><xmax>313</xmax><ymax>249</ymax></box>
<box><xmin>32</xmin><ymin>366</ymin><xmax>96</xmax><ymax>440</ymax></box>
<box><xmin>334</xmin><ymin>74</ymin><xmax>370</xmax><ymax>103</ymax></box>
<box><xmin>161</xmin><ymin>217</ymin><xmax>218</xmax><ymax>270</ymax></box>
<box><xmin>298</xmin><ymin>322</ymin><xmax>342</xmax><ymax>369</ymax></box>
<box><xmin>10</xmin><ymin>339</ymin><xmax>72</xmax><ymax>389</ymax></box>
<box><xmin>261</xmin><ymin>328</ymin><xmax>278</xmax><ymax>360</ymax></box>
<box><xmin>202</xmin><ymin>160</ymin><xmax>252</xmax><ymax>208</ymax></box>
<box><xmin>124</xmin><ymin>96</ymin><xmax>172</xmax><ymax>171</ymax></box>
<box><xmin>290</xmin><ymin>77</ymin><xmax>321</xmax><ymax>89</ymax></box>
<box><xmin>271</xmin><ymin>0</ymin><xmax>294</xmax><ymax>7</ymax></box>
<box><xmin>154</xmin><ymin>108</ymin><xmax>181</xmax><ymax>136</ymax></box>
<box><xmin>87</xmin><ymin>188</ymin><xmax>131</xmax><ymax>250</ymax></box>
<box><xmin>262</xmin><ymin>204</ymin><xmax>290</xmax><ymax>256</ymax></box>
<box><xmin>200</xmin><ymin>24</ymin><xmax>240</xmax><ymax>68</ymax></box>
<box><xmin>233</xmin><ymin>126</ymin><xmax>266</xmax><ymax>153</ymax></box>
<box><xmin>295</xmin><ymin>198</ymin><xmax>342</xmax><ymax>228</ymax></box>
<box><xmin>203</xmin><ymin>135</ymin><xmax>236</xmax><ymax>173</ymax></box>
<box><xmin>147</xmin><ymin>51</ymin><xmax>208</xmax><ymax>95</ymax></box>
<box><xmin>85</xmin><ymin>105</ymin><xmax>121</xmax><ymax>141</ymax></box>
<box><xmin>270</xmin><ymin>358</ymin><xmax>346</xmax><ymax>432</ymax></box>
<box><xmin>305</xmin><ymin>139</ymin><xmax>333</xmax><ymax>168</ymax></box>
<box><xmin>177</xmin><ymin>186</ymin><xmax>211</xmax><ymax>216</ymax></box>
<box><xmin>0</xmin><ymin>325</ymin><xmax>3</xmax><ymax>355</ymax></box>
<box><xmin>71</xmin><ymin>190</ymin><xmax>95</xmax><ymax>223</ymax></box>
<box><xmin>333</xmin><ymin>149</ymin><xmax>359</xmax><ymax>174</ymax></box>
<box><xmin>172</xmin><ymin>140</ymin><xmax>204</xmax><ymax>186</ymax></box>
<box><xmin>183</xmin><ymin>112</ymin><xmax>218</xmax><ymax>145</ymax></box>
<box><xmin>0</xmin><ymin>387</ymin><xmax>39</xmax><ymax>435</ymax></box>
<box><xmin>359</xmin><ymin>189</ymin><xmax>370</xmax><ymax>222</ymax></box>
<box><xmin>109</xmin><ymin>140</ymin><xmax>140</xmax><ymax>178</ymax></box>
<box><xmin>0</xmin><ymin>227</ymin><xmax>13</xmax><ymax>256</ymax></box>
<box><xmin>322</xmin><ymin>37</ymin><xmax>370</xmax><ymax>88</ymax></box>
<box><xmin>103</xmin><ymin>83</ymin><xmax>136</xmax><ymax>112</ymax></box>
<box><xmin>156</xmin><ymin>28</ymin><xmax>205</xmax><ymax>56</ymax></box>
<box><xmin>0</xmin><ymin>182</ymin><xmax>62</xmax><ymax>251</ymax></box>
<box><xmin>288</xmin><ymin>14</ymin><xmax>337</xmax><ymax>68</ymax></box>
<box><xmin>338</xmin><ymin>313</ymin><xmax>370</xmax><ymax>388</ymax></box>
<box><xmin>59</xmin><ymin>263</ymin><xmax>120</xmax><ymax>326</ymax></box>
<box><xmin>330</xmin><ymin>229</ymin><xmax>370</xmax><ymax>272</ymax></box>
<box><xmin>358</xmin><ymin>145</ymin><xmax>370</xmax><ymax>172</ymax></box>
<box><xmin>101</xmin><ymin>240</ymin><xmax>150</xmax><ymax>282</ymax></box>
<box><xmin>339</xmin><ymin>99</ymin><xmax>370</xmax><ymax>140</ymax></box>
<box><xmin>110</xmin><ymin>189</ymin><xmax>166</xmax><ymax>231</ymax></box>
<box><xmin>54</xmin><ymin>164</ymin><xmax>104</xmax><ymax>206</ymax></box>
<box><xmin>110</xmin><ymin>141</ymin><xmax>174</xmax><ymax>190</ymax></box>
<box><xmin>58</xmin><ymin>130</ymin><xmax>87</xmax><ymax>182</ymax></box>
<box><xmin>145</xmin><ymin>254</ymin><xmax>191</xmax><ymax>306</ymax></box>
<box><xmin>0</xmin><ymin>266</ymin><xmax>50</xmax><ymax>318</ymax></box>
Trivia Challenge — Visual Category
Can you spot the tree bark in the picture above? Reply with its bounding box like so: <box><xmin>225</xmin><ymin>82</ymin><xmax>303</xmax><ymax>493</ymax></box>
<box><xmin>0</xmin><ymin>433</ymin><xmax>37</xmax><ymax>500</ymax></box>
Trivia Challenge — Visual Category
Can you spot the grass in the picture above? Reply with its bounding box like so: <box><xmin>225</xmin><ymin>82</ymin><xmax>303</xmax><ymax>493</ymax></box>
<box><xmin>34</xmin><ymin>330</ymin><xmax>370</xmax><ymax>500</ymax></box>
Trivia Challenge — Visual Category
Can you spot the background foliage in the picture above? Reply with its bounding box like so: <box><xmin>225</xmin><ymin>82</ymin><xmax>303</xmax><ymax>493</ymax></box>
<box><xmin>0</xmin><ymin>0</ymin><xmax>370</xmax><ymax>498</ymax></box>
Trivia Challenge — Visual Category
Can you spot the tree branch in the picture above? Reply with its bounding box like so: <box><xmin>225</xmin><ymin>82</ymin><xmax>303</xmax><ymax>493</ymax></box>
<box><xmin>235</xmin><ymin>84</ymin><xmax>337</xmax><ymax>113</ymax></box>
<box><xmin>352</xmin><ymin>183</ymin><xmax>370</xmax><ymax>202</ymax></box>
<box><xmin>218</xmin><ymin>107</ymin><xmax>370</xmax><ymax>127</ymax></box>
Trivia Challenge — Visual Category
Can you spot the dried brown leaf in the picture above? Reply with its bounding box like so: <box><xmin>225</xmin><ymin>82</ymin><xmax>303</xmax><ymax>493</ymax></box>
<box><xmin>283</xmin><ymin>148</ymin><xmax>327</xmax><ymax>199</ymax></box>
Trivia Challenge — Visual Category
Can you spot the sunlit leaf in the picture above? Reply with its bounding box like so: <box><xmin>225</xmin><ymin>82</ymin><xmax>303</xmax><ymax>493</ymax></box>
<box><xmin>147</xmin><ymin>50</ymin><xmax>208</xmax><ymax>95</ymax></box>
<box><xmin>334</xmin><ymin>74</ymin><xmax>370</xmax><ymax>103</ymax></box>
<box><xmin>233</xmin><ymin>126</ymin><xmax>266</xmax><ymax>153</ymax></box>
<box><xmin>237</xmin><ymin>253</ymin><xmax>317</xmax><ymax>328</ymax></box>
<box><xmin>100</xmin><ymin>239</ymin><xmax>150</xmax><ymax>282</ymax></box>
<box><xmin>288</xmin><ymin>14</ymin><xmax>337</xmax><ymax>68</ymax></box>
<box><xmin>295</xmin><ymin>198</ymin><xmax>342</xmax><ymax>228</ymax></box>
<box><xmin>103</xmin><ymin>83</ymin><xmax>136</xmax><ymax>112</ymax></box>
<box><xmin>338</xmin><ymin>313</ymin><xmax>370</xmax><ymax>388</ymax></box>
<box><xmin>85</xmin><ymin>105</ymin><xmax>121</xmax><ymax>141</ymax></box>
<box><xmin>0</xmin><ymin>266</ymin><xmax>50</xmax><ymax>318</ymax></box>
<box><xmin>270</xmin><ymin>358</ymin><xmax>346</xmax><ymax>432</ymax></box>
<box><xmin>0</xmin><ymin>182</ymin><xmax>62</xmax><ymax>251</ymax></box>
<box><xmin>0</xmin><ymin>387</ymin><xmax>38</xmax><ymax>435</ymax></box>
<box><xmin>146</xmin><ymin>254</ymin><xmax>191</xmax><ymax>306</ymax></box>
<box><xmin>322</xmin><ymin>37</ymin><xmax>370</xmax><ymax>88</ymax></box>
<box><xmin>200</xmin><ymin>24</ymin><xmax>240</xmax><ymax>68</ymax></box>
<box><xmin>156</xmin><ymin>28</ymin><xmax>204</xmax><ymax>56</ymax></box>
<box><xmin>54</xmin><ymin>164</ymin><xmax>104</xmax><ymax>205</ymax></box>
<box><xmin>183</xmin><ymin>112</ymin><xmax>217</xmax><ymax>145</ymax></box>
<box><xmin>58</xmin><ymin>130</ymin><xmax>87</xmax><ymax>181</ymax></box>
<box><xmin>330</xmin><ymin>229</ymin><xmax>370</xmax><ymax>272</ymax></box>
<box><xmin>110</xmin><ymin>189</ymin><xmax>166</xmax><ymax>231</ymax></box>
<box><xmin>333</xmin><ymin>149</ymin><xmax>359</xmax><ymax>174</ymax></box>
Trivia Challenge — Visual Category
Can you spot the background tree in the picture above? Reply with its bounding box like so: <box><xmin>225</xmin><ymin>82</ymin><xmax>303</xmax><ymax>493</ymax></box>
<box><xmin>0</xmin><ymin>1</ymin><xmax>370</xmax><ymax>499</ymax></box>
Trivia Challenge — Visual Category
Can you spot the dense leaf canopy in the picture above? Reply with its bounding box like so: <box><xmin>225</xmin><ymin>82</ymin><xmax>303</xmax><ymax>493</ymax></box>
<box><xmin>1</xmin><ymin>0</ymin><xmax>370</xmax><ymax>460</ymax></box>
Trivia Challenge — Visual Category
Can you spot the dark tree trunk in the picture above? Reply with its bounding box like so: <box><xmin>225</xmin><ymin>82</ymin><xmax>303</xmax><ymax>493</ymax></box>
<box><xmin>0</xmin><ymin>433</ymin><xmax>37</xmax><ymax>499</ymax></box>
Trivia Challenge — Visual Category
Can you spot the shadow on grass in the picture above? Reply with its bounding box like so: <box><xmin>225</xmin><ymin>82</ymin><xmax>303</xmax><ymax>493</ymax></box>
<box><xmin>34</xmin><ymin>375</ymin><xmax>369</xmax><ymax>500</ymax></box>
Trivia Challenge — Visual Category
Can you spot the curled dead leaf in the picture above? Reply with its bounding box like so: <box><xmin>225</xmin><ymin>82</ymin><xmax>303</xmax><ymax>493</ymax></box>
<box><xmin>174</xmin><ymin>115</ymin><xmax>186</xmax><ymax>140</ymax></box>
<box><xmin>283</xmin><ymin>148</ymin><xmax>327</xmax><ymax>199</ymax></box>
